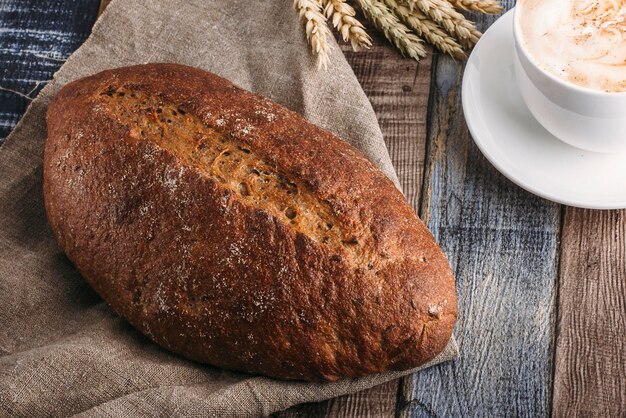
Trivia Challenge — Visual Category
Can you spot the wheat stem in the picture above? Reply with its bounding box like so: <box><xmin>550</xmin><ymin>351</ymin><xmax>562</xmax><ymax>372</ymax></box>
<box><xmin>402</xmin><ymin>0</ymin><xmax>481</xmax><ymax>48</ymax></box>
<box><xmin>322</xmin><ymin>0</ymin><xmax>373</xmax><ymax>51</ymax></box>
<box><xmin>355</xmin><ymin>0</ymin><xmax>427</xmax><ymax>61</ymax></box>
<box><xmin>449</xmin><ymin>0</ymin><xmax>502</xmax><ymax>14</ymax></box>
<box><xmin>383</xmin><ymin>0</ymin><xmax>466</xmax><ymax>59</ymax></box>
<box><xmin>294</xmin><ymin>0</ymin><xmax>333</xmax><ymax>69</ymax></box>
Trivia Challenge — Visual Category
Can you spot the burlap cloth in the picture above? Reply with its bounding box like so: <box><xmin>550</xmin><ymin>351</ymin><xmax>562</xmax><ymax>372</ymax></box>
<box><xmin>0</xmin><ymin>0</ymin><xmax>458</xmax><ymax>416</ymax></box>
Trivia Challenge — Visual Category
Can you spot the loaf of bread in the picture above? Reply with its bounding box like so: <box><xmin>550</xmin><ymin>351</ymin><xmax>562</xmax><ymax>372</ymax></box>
<box><xmin>44</xmin><ymin>64</ymin><xmax>456</xmax><ymax>381</ymax></box>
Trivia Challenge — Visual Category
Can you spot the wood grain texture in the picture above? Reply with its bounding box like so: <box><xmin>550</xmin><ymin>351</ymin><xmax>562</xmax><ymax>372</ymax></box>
<box><xmin>552</xmin><ymin>209</ymin><xmax>626</xmax><ymax>418</ymax></box>
<box><xmin>400</xmin><ymin>2</ymin><xmax>562</xmax><ymax>416</ymax></box>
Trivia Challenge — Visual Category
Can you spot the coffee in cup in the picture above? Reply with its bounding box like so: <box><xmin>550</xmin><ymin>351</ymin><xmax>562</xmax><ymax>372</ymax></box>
<box><xmin>516</xmin><ymin>0</ymin><xmax>626</xmax><ymax>93</ymax></box>
<box><xmin>513</xmin><ymin>0</ymin><xmax>626</xmax><ymax>153</ymax></box>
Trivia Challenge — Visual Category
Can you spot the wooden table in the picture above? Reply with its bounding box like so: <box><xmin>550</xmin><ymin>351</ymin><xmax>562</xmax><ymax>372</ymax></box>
<box><xmin>96</xmin><ymin>1</ymin><xmax>625</xmax><ymax>416</ymax></box>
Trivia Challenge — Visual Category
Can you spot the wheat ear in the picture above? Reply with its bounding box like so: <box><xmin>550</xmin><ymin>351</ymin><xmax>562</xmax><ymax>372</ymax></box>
<box><xmin>294</xmin><ymin>0</ymin><xmax>333</xmax><ymax>69</ymax></box>
<box><xmin>402</xmin><ymin>0</ymin><xmax>481</xmax><ymax>48</ymax></box>
<box><xmin>322</xmin><ymin>0</ymin><xmax>372</xmax><ymax>51</ymax></box>
<box><xmin>354</xmin><ymin>0</ymin><xmax>427</xmax><ymax>60</ymax></box>
<box><xmin>449</xmin><ymin>0</ymin><xmax>502</xmax><ymax>14</ymax></box>
<box><xmin>383</xmin><ymin>0</ymin><xmax>466</xmax><ymax>59</ymax></box>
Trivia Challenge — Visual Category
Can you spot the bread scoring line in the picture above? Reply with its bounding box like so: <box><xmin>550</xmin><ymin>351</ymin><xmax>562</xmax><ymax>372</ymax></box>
<box><xmin>99</xmin><ymin>86</ymin><xmax>378</xmax><ymax>267</ymax></box>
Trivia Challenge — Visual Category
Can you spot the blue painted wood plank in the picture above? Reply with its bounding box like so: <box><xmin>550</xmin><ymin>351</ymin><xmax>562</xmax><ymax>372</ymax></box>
<box><xmin>399</xmin><ymin>1</ymin><xmax>562</xmax><ymax>416</ymax></box>
<box><xmin>0</xmin><ymin>0</ymin><xmax>100</xmax><ymax>142</ymax></box>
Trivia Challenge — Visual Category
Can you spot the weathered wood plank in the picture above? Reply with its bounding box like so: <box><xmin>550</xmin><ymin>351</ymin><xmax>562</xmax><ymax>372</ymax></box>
<box><xmin>552</xmin><ymin>209</ymin><xmax>626</xmax><ymax>418</ymax></box>
<box><xmin>400</xmin><ymin>2</ymin><xmax>562</xmax><ymax>416</ymax></box>
<box><xmin>98</xmin><ymin>0</ymin><xmax>110</xmax><ymax>17</ymax></box>
<box><xmin>323</xmin><ymin>380</ymin><xmax>400</xmax><ymax>418</ymax></box>
<box><xmin>273</xmin><ymin>400</ymin><xmax>330</xmax><ymax>418</ymax></box>
<box><xmin>276</xmin><ymin>19</ymin><xmax>433</xmax><ymax>418</ymax></box>
<box><xmin>276</xmin><ymin>380</ymin><xmax>400</xmax><ymax>418</ymax></box>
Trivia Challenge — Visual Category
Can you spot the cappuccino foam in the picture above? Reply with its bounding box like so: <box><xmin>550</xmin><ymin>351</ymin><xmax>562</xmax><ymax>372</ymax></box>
<box><xmin>517</xmin><ymin>0</ymin><xmax>626</xmax><ymax>92</ymax></box>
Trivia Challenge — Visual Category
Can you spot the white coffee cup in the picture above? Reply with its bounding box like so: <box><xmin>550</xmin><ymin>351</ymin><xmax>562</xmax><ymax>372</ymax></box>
<box><xmin>512</xmin><ymin>4</ymin><xmax>626</xmax><ymax>153</ymax></box>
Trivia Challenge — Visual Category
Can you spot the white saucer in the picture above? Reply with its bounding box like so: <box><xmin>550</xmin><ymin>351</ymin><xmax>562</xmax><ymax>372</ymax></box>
<box><xmin>462</xmin><ymin>10</ymin><xmax>626</xmax><ymax>209</ymax></box>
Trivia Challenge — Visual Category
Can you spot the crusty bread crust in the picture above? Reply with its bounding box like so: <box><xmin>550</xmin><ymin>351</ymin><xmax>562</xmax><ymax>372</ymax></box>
<box><xmin>43</xmin><ymin>63</ymin><xmax>456</xmax><ymax>381</ymax></box>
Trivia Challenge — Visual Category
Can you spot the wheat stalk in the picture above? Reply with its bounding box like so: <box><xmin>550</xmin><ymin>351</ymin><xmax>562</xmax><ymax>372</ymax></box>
<box><xmin>449</xmin><ymin>0</ymin><xmax>502</xmax><ymax>14</ymax></box>
<box><xmin>402</xmin><ymin>0</ymin><xmax>481</xmax><ymax>48</ymax></box>
<box><xmin>294</xmin><ymin>0</ymin><xmax>333</xmax><ymax>69</ymax></box>
<box><xmin>355</xmin><ymin>0</ymin><xmax>427</xmax><ymax>60</ymax></box>
<box><xmin>383</xmin><ymin>0</ymin><xmax>465</xmax><ymax>59</ymax></box>
<box><xmin>322</xmin><ymin>0</ymin><xmax>373</xmax><ymax>51</ymax></box>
